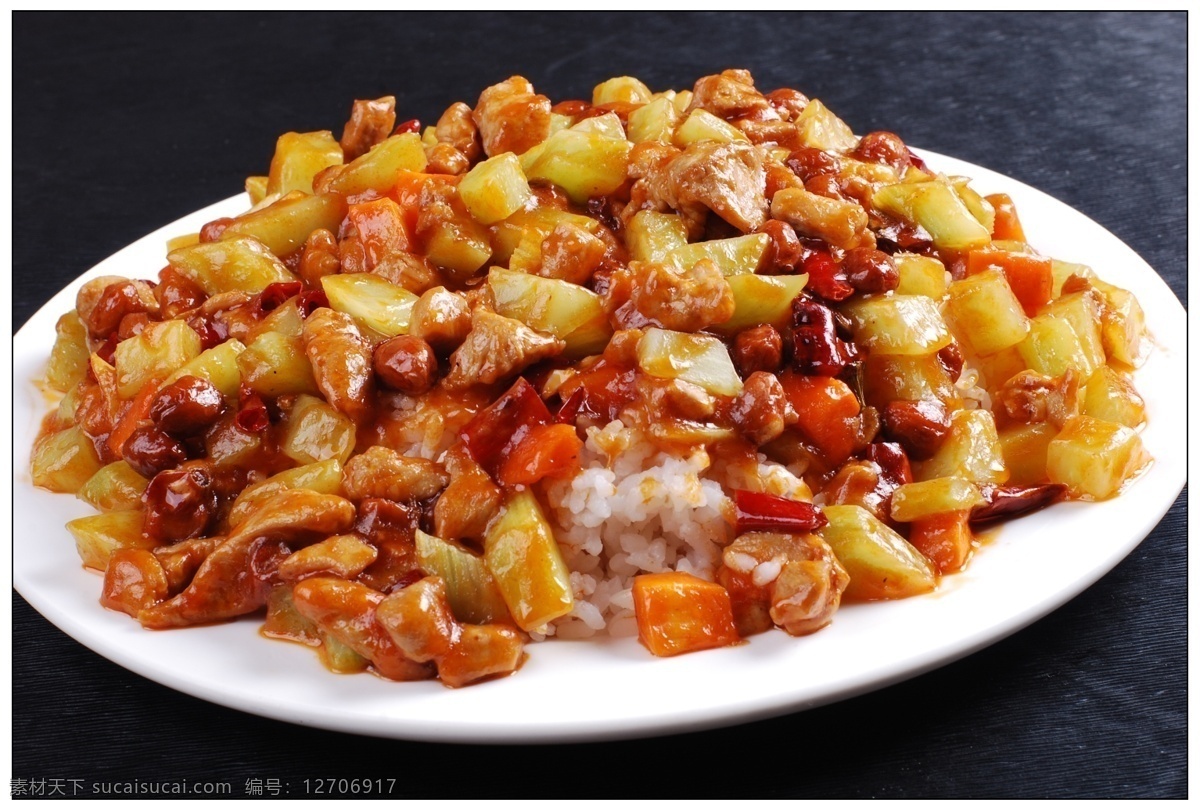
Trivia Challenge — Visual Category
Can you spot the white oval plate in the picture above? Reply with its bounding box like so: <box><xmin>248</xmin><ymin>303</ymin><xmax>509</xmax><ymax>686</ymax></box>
<box><xmin>12</xmin><ymin>151</ymin><xmax>1187</xmax><ymax>744</ymax></box>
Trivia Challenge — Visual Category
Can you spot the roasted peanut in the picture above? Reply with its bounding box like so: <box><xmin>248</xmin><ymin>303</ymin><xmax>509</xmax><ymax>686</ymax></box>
<box><xmin>143</xmin><ymin>465</ymin><xmax>217</xmax><ymax>543</ymax></box>
<box><xmin>786</xmin><ymin>146</ymin><xmax>840</xmax><ymax>182</ymax></box>
<box><xmin>843</xmin><ymin>248</ymin><xmax>899</xmax><ymax>294</ymax></box>
<box><xmin>881</xmin><ymin>399</ymin><xmax>952</xmax><ymax>460</ymax></box>
<box><xmin>150</xmin><ymin>375</ymin><xmax>225</xmax><ymax>436</ymax></box>
<box><xmin>122</xmin><ymin>425</ymin><xmax>188</xmax><ymax>479</ymax></box>
<box><xmin>853</xmin><ymin>131</ymin><xmax>911</xmax><ymax>173</ymax></box>
<box><xmin>373</xmin><ymin>335</ymin><xmax>438</xmax><ymax>394</ymax></box>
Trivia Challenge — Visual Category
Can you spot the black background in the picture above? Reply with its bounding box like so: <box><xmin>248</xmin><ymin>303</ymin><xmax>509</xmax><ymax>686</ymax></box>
<box><xmin>13</xmin><ymin>11</ymin><xmax>1186</xmax><ymax>799</ymax></box>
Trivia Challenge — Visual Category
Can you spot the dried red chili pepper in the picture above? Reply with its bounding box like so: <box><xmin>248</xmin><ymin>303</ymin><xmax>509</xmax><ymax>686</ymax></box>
<box><xmin>734</xmin><ymin>489</ymin><xmax>828</xmax><ymax>534</ymax></box>
<box><xmin>393</xmin><ymin>118</ymin><xmax>421</xmax><ymax>134</ymax></box>
<box><xmin>94</xmin><ymin>332</ymin><xmax>120</xmax><ymax>365</ymax></box>
<box><xmin>790</xmin><ymin>297</ymin><xmax>858</xmax><ymax>376</ymax></box>
<box><xmin>460</xmin><ymin>377</ymin><xmax>553</xmax><ymax>478</ymax></box>
<box><xmin>296</xmin><ymin>288</ymin><xmax>329</xmax><ymax>317</ymax></box>
<box><xmin>864</xmin><ymin>442</ymin><xmax>914</xmax><ymax>489</ymax></box>
<box><xmin>187</xmin><ymin>314</ymin><xmax>227</xmax><ymax>350</ymax></box>
<box><xmin>906</xmin><ymin>147</ymin><xmax>929</xmax><ymax>173</ymax></box>
<box><xmin>235</xmin><ymin>392</ymin><xmax>270</xmax><ymax>433</ymax></box>
<box><xmin>199</xmin><ymin>217</ymin><xmax>235</xmax><ymax>243</ymax></box>
<box><xmin>252</xmin><ymin>281</ymin><xmax>304</xmax><ymax>318</ymax></box>
<box><xmin>970</xmin><ymin>484</ymin><xmax>1068</xmax><ymax>525</ymax></box>
<box><xmin>802</xmin><ymin>251</ymin><xmax>854</xmax><ymax>302</ymax></box>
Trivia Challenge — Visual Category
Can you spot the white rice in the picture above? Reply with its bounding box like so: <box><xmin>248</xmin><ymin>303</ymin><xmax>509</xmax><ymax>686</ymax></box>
<box><xmin>545</xmin><ymin>419</ymin><xmax>750</xmax><ymax>639</ymax></box>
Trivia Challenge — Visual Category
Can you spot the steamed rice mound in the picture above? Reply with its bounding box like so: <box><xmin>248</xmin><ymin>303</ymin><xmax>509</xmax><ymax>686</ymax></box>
<box><xmin>546</xmin><ymin>419</ymin><xmax>813</xmax><ymax>639</ymax></box>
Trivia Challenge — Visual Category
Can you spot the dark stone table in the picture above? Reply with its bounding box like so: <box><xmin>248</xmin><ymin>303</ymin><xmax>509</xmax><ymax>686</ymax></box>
<box><xmin>13</xmin><ymin>11</ymin><xmax>1185</xmax><ymax>799</ymax></box>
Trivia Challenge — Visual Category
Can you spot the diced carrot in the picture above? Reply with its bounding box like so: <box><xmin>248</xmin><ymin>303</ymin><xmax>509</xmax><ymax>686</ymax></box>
<box><xmin>985</xmin><ymin>193</ymin><xmax>1026</xmax><ymax>242</ymax></box>
<box><xmin>633</xmin><ymin>572</ymin><xmax>740</xmax><ymax>657</ymax></box>
<box><xmin>908</xmin><ymin>510</ymin><xmax>974</xmax><ymax>574</ymax></box>
<box><xmin>779</xmin><ymin>372</ymin><xmax>861</xmax><ymax>465</ymax></box>
<box><xmin>346</xmin><ymin>198</ymin><xmax>411</xmax><ymax>267</ymax></box>
<box><xmin>966</xmin><ymin>247</ymin><xmax>1052</xmax><ymax>315</ymax></box>
<box><xmin>107</xmin><ymin>378</ymin><xmax>159</xmax><ymax>458</ymax></box>
<box><xmin>497</xmin><ymin>423</ymin><xmax>583</xmax><ymax>487</ymax></box>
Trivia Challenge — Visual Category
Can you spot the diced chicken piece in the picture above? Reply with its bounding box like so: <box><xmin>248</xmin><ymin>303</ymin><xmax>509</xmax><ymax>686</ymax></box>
<box><xmin>415</xmin><ymin>181</ymin><xmax>458</xmax><ymax>234</ymax></box>
<box><xmin>435</xmin><ymin>101</ymin><xmax>483</xmax><ymax>162</ymax></box>
<box><xmin>376</xmin><ymin>577</ymin><xmax>524</xmax><ymax>688</ymax></box>
<box><xmin>444</xmin><ymin>309</ymin><xmax>565</xmax><ymax>390</ymax></box>
<box><xmin>277</xmin><ymin>534</ymin><xmax>378</xmax><ymax>581</ymax></box>
<box><xmin>303</xmin><ymin>307</ymin><xmax>376</xmax><ymax>425</ymax></box>
<box><xmin>231</xmin><ymin>489</ymin><xmax>358</xmax><ymax>546</ymax></box>
<box><xmin>299</xmin><ymin>228</ymin><xmax>342</xmax><ymax>287</ymax></box>
<box><xmin>137</xmin><ymin>487</ymin><xmax>356</xmax><ymax>627</ymax></box>
<box><xmin>153</xmin><ymin>535</ymin><xmax>224</xmax><ymax>594</ymax></box>
<box><xmin>604</xmin><ymin>258</ymin><xmax>735</xmax><ymax>332</ymax></box>
<box><xmin>762</xmin><ymin>156</ymin><xmax>805</xmax><ymax>197</ymax></box>
<box><xmin>434</xmin><ymin>445</ymin><xmax>503</xmax><ymax>542</ymax></box>
<box><xmin>102</xmin><ymin>549</ymin><xmax>169</xmax><ymax>617</ymax></box>
<box><xmin>409</xmin><ymin>287</ymin><xmax>472</xmax><ymax>350</ymax></box>
<box><xmin>291</xmin><ymin>577</ymin><xmax>435</xmax><ymax>681</ymax></box>
<box><xmin>627</xmin><ymin>141</ymin><xmax>681</xmax><ymax>180</ymax></box>
<box><xmin>340</xmin><ymin>96</ymin><xmax>396</xmax><ymax>161</ymax></box>
<box><xmin>737</xmin><ymin>119</ymin><xmax>801</xmax><ymax>150</ymax></box>
<box><xmin>996</xmin><ymin>369</ymin><xmax>1081</xmax><ymax>428</ymax></box>
<box><xmin>372</xmin><ymin>250</ymin><xmax>444</xmax><ymax>295</ymax></box>
<box><xmin>688</xmin><ymin>69</ymin><xmax>771</xmax><ymax>119</ymax></box>
<box><xmin>731</xmin><ymin>371</ymin><xmax>797</xmax><ymax>445</ymax></box>
<box><xmin>353</xmin><ymin>498</ymin><xmax>423</xmax><ymax>593</ymax></box>
<box><xmin>770</xmin><ymin>187</ymin><xmax>873</xmax><ymax>249</ymax></box>
<box><xmin>138</xmin><ymin>535</ymin><xmax>290</xmax><ymax>628</ymax></box>
<box><xmin>644</xmin><ymin>141</ymin><xmax>768</xmax><ymax>234</ymax></box>
<box><xmin>651</xmin><ymin>378</ymin><xmax>716</xmax><ymax>421</ymax></box>
<box><xmin>342</xmin><ymin>446</ymin><xmax>449</xmax><ymax>502</ymax></box>
<box><xmin>536</xmin><ymin>223</ymin><xmax>608</xmax><ymax>286</ymax></box>
<box><xmin>473</xmin><ymin>76</ymin><xmax>552</xmax><ymax>157</ymax></box>
<box><xmin>424</xmin><ymin>142</ymin><xmax>470</xmax><ymax>175</ymax></box>
<box><xmin>717</xmin><ymin>531</ymin><xmax>849</xmax><ymax>637</ymax></box>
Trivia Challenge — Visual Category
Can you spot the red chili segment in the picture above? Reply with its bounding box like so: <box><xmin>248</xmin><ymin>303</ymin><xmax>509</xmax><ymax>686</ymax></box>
<box><xmin>734</xmin><ymin>489</ymin><xmax>828</xmax><ymax>534</ymax></box>
<box><xmin>235</xmin><ymin>393</ymin><xmax>270</xmax><ymax>433</ymax></box>
<box><xmin>460</xmin><ymin>377</ymin><xmax>553</xmax><ymax>478</ymax></box>
<box><xmin>802</xmin><ymin>251</ymin><xmax>854</xmax><ymax>302</ymax></box>
<box><xmin>864</xmin><ymin>442</ymin><xmax>913</xmax><ymax>489</ymax></box>
<box><xmin>253</xmin><ymin>281</ymin><xmax>305</xmax><ymax>318</ymax></box>
<box><xmin>970</xmin><ymin>484</ymin><xmax>1068</xmax><ymax>525</ymax></box>
<box><xmin>790</xmin><ymin>297</ymin><xmax>858</xmax><ymax>376</ymax></box>
<box><xmin>296</xmin><ymin>288</ymin><xmax>330</xmax><ymax>317</ymax></box>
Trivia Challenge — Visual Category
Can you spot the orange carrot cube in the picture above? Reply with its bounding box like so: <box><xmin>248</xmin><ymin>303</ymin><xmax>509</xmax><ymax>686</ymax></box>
<box><xmin>985</xmin><ymin>193</ymin><xmax>1026</xmax><ymax>242</ymax></box>
<box><xmin>633</xmin><ymin>572</ymin><xmax>740</xmax><ymax>657</ymax></box>
<box><xmin>967</xmin><ymin>247</ymin><xmax>1053</xmax><ymax>315</ymax></box>
<box><xmin>780</xmin><ymin>372</ymin><xmax>861</xmax><ymax>465</ymax></box>
<box><xmin>497</xmin><ymin>423</ymin><xmax>583</xmax><ymax>487</ymax></box>
<box><xmin>907</xmin><ymin>510</ymin><xmax>974</xmax><ymax>574</ymax></box>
